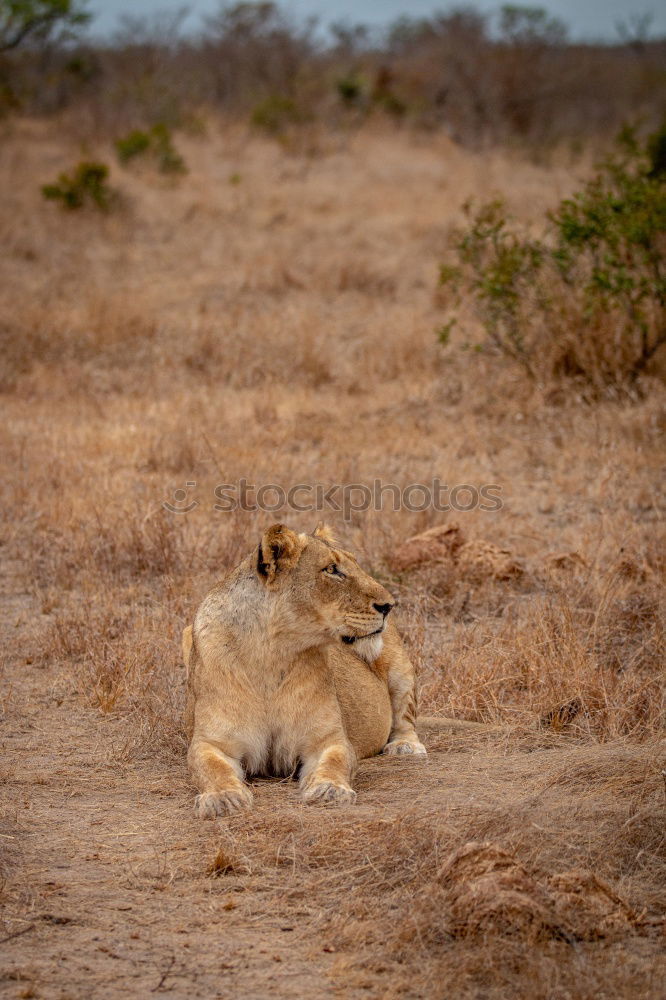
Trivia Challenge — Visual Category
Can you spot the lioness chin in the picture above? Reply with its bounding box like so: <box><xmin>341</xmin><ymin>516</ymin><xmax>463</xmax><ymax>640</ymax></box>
<box><xmin>183</xmin><ymin>523</ymin><xmax>426</xmax><ymax>818</ymax></box>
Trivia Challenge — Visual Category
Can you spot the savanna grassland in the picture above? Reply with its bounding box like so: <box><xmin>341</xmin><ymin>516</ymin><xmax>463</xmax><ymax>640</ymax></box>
<box><xmin>1</xmin><ymin>108</ymin><xmax>665</xmax><ymax>998</ymax></box>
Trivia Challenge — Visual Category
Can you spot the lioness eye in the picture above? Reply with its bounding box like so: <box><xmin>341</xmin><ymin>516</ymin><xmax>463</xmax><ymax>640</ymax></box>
<box><xmin>323</xmin><ymin>563</ymin><xmax>344</xmax><ymax>577</ymax></box>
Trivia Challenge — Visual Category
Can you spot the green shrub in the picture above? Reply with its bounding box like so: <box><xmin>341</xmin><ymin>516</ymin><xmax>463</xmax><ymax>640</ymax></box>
<box><xmin>250</xmin><ymin>95</ymin><xmax>305</xmax><ymax>134</ymax></box>
<box><xmin>150</xmin><ymin>122</ymin><xmax>186</xmax><ymax>174</ymax></box>
<box><xmin>114</xmin><ymin>123</ymin><xmax>186</xmax><ymax>174</ymax></box>
<box><xmin>439</xmin><ymin>126</ymin><xmax>666</xmax><ymax>389</ymax></box>
<box><xmin>374</xmin><ymin>91</ymin><xmax>407</xmax><ymax>119</ymax></box>
<box><xmin>115</xmin><ymin>128</ymin><xmax>151</xmax><ymax>164</ymax></box>
<box><xmin>371</xmin><ymin>68</ymin><xmax>407</xmax><ymax>120</ymax></box>
<box><xmin>41</xmin><ymin>161</ymin><xmax>113</xmax><ymax>210</ymax></box>
<box><xmin>336</xmin><ymin>74</ymin><xmax>364</xmax><ymax>107</ymax></box>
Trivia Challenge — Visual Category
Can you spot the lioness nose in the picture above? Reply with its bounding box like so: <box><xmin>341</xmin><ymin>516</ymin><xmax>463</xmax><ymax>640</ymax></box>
<box><xmin>373</xmin><ymin>602</ymin><xmax>394</xmax><ymax>618</ymax></box>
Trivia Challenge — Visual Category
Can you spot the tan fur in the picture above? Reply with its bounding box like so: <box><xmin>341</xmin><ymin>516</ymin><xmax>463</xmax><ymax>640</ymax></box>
<box><xmin>184</xmin><ymin>523</ymin><xmax>426</xmax><ymax>817</ymax></box>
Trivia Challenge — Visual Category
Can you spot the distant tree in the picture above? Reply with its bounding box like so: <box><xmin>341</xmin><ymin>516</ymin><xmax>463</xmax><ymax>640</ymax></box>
<box><xmin>616</xmin><ymin>12</ymin><xmax>654</xmax><ymax>53</ymax></box>
<box><xmin>329</xmin><ymin>20</ymin><xmax>369</xmax><ymax>56</ymax></box>
<box><xmin>202</xmin><ymin>2</ymin><xmax>316</xmax><ymax>108</ymax></box>
<box><xmin>204</xmin><ymin>2</ymin><xmax>283</xmax><ymax>42</ymax></box>
<box><xmin>387</xmin><ymin>15</ymin><xmax>435</xmax><ymax>54</ymax></box>
<box><xmin>498</xmin><ymin>5</ymin><xmax>567</xmax><ymax>46</ymax></box>
<box><xmin>0</xmin><ymin>0</ymin><xmax>90</xmax><ymax>53</ymax></box>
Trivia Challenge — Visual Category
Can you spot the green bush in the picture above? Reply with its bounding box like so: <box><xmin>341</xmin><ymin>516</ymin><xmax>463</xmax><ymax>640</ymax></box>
<box><xmin>336</xmin><ymin>74</ymin><xmax>364</xmax><ymax>107</ymax></box>
<box><xmin>41</xmin><ymin>160</ymin><xmax>113</xmax><ymax>210</ymax></box>
<box><xmin>250</xmin><ymin>95</ymin><xmax>305</xmax><ymax>134</ymax></box>
<box><xmin>115</xmin><ymin>123</ymin><xmax>186</xmax><ymax>174</ymax></box>
<box><xmin>150</xmin><ymin>122</ymin><xmax>187</xmax><ymax>174</ymax></box>
<box><xmin>439</xmin><ymin>126</ymin><xmax>666</xmax><ymax>389</ymax></box>
<box><xmin>115</xmin><ymin>128</ymin><xmax>151</xmax><ymax>164</ymax></box>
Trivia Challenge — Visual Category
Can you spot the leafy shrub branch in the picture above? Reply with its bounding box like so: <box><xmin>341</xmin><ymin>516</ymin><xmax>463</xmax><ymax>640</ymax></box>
<box><xmin>0</xmin><ymin>0</ymin><xmax>89</xmax><ymax>52</ymax></box>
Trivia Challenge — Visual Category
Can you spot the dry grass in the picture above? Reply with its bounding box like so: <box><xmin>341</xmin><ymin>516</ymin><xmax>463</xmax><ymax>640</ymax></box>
<box><xmin>0</xmin><ymin>117</ymin><xmax>664</xmax><ymax>998</ymax></box>
<box><xmin>194</xmin><ymin>737</ymin><xmax>665</xmax><ymax>998</ymax></box>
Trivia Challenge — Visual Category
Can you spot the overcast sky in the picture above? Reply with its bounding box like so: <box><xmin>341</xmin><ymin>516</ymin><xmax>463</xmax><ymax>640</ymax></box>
<box><xmin>86</xmin><ymin>1</ymin><xmax>665</xmax><ymax>42</ymax></box>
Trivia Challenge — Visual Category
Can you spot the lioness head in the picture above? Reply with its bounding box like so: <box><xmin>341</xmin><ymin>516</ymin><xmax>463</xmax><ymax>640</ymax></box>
<box><xmin>256</xmin><ymin>522</ymin><xmax>395</xmax><ymax>662</ymax></box>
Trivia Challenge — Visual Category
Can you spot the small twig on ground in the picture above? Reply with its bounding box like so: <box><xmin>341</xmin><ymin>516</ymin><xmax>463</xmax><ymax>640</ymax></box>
<box><xmin>152</xmin><ymin>953</ymin><xmax>176</xmax><ymax>993</ymax></box>
<box><xmin>0</xmin><ymin>924</ymin><xmax>36</xmax><ymax>945</ymax></box>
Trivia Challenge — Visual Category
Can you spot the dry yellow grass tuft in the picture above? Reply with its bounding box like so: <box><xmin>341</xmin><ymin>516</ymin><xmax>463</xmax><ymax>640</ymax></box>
<box><xmin>0</xmin><ymin>118</ymin><xmax>664</xmax><ymax>998</ymax></box>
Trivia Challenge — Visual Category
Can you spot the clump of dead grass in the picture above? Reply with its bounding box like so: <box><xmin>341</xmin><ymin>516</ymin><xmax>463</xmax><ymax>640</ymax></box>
<box><xmin>208</xmin><ymin>840</ymin><xmax>251</xmax><ymax>878</ymax></box>
<box><xmin>390</xmin><ymin>522</ymin><xmax>524</xmax><ymax>581</ymax></box>
<box><xmin>434</xmin><ymin>841</ymin><xmax>646</xmax><ymax>942</ymax></box>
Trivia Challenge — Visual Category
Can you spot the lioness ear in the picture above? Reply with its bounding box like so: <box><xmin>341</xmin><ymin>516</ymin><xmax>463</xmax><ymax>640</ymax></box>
<box><xmin>257</xmin><ymin>524</ymin><xmax>304</xmax><ymax>585</ymax></box>
<box><xmin>313</xmin><ymin>521</ymin><xmax>336</xmax><ymax>545</ymax></box>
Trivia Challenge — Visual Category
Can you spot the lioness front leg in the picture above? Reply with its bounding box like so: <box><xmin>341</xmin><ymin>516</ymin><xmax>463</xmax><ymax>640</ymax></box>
<box><xmin>300</xmin><ymin>736</ymin><xmax>357</xmax><ymax>806</ymax></box>
<box><xmin>383</xmin><ymin>627</ymin><xmax>427</xmax><ymax>757</ymax></box>
<box><xmin>188</xmin><ymin>738</ymin><xmax>254</xmax><ymax>818</ymax></box>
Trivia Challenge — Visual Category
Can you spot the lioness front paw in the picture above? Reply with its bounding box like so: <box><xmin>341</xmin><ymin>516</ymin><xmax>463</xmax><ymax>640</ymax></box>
<box><xmin>194</xmin><ymin>786</ymin><xmax>254</xmax><ymax>819</ymax></box>
<box><xmin>384</xmin><ymin>738</ymin><xmax>427</xmax><ymax>757</ymax></box>
<box><xmin>301</xmin><ymin>781</ymin><xmax>357</xmax><ymax>806</ymax></box>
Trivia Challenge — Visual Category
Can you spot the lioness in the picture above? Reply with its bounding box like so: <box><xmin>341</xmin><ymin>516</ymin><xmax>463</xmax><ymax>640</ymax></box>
<box><xmin>183</xmin><ymin>523</ymin><xmax>426</xmax><ymax>818</ymax></box>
